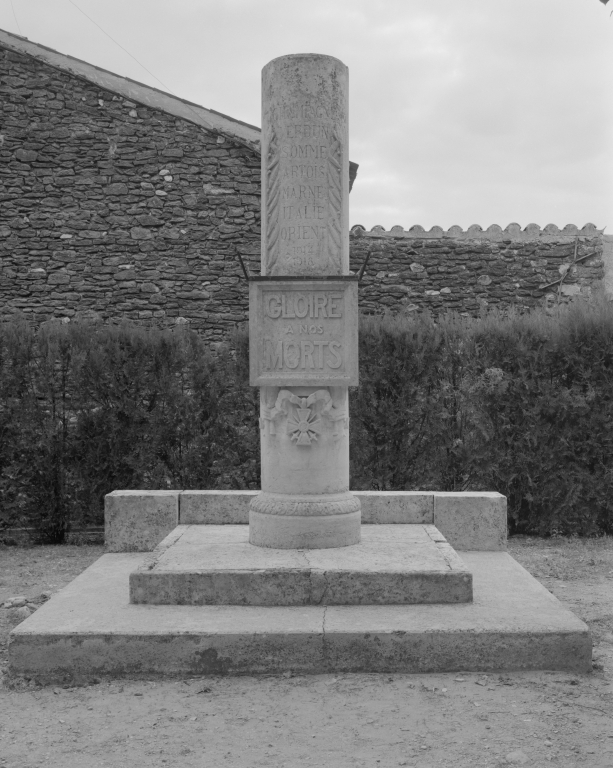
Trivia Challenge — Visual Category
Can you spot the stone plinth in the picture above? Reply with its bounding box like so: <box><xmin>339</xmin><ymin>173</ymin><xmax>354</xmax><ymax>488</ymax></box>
<box><xmin>9</xmin><ymin>550</ymin><xmax>591</xmax><ymax>682</ymax></box>
<box><xmin>129</xmin><ymin>525</ymin><xmax>472</xmax><ymax>606</ymax></box>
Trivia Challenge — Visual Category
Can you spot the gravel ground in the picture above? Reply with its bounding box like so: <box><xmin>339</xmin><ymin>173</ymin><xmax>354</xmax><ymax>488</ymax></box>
<box><xmin>0</xmin><ymin>536</ymin><xmax>612</xmax><ymax>768</ymax></box>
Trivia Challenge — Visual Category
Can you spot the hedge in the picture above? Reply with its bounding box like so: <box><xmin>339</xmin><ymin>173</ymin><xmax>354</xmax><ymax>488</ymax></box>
<box><xmin>1</xmin><ymin>300</ymin><xmax>612</xmax><ymax>541</ymax></box>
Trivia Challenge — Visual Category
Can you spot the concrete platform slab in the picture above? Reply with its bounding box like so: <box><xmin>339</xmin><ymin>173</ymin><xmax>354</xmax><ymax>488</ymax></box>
<box><xmin>9</xmin><ymin>551</ymin><xmax>591</xmax><ymax>683</ymax></box>
<box><xmin>129</xmin><ymin>525</ymin><xmax>473</xmax><ymax>606</ymax></box>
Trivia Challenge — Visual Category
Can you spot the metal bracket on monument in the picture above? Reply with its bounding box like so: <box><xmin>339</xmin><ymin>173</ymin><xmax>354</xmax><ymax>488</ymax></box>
<box><xmin>235</xmin><ymin>252</ymin><xmax>252</xmax><ymax>281</ymax></box>
<box><xmin>357</xmin><ymin>250</ymin><xmax>372</xmax><ymax>281</ymax></box>
<box><xmin>259</xmin><ymin>388</ymin><xmax>348</xmax><ymax>446</ymax></box>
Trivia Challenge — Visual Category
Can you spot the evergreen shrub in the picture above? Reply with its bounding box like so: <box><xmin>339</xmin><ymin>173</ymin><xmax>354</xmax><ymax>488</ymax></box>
<box><xmin>0</xmin><ymin>319</ymin><xmax>258</xmax><ymax>542</ymax></box>
<box><xmin>1</xmin><ymin>299</ymin><xmax>612</xmax><ymax>541</ymax></box>
<box><xmin>353</xmin><ymin>299</ymin><xmax>613</xmax><ymax>536</ymax></box>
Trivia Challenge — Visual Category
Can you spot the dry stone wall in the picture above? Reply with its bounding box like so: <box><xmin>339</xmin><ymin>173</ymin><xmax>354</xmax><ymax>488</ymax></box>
<box><xmin>349</xmin><ymin>224</ymin><xmax>605</xmax><ymax>316</ymax></box>
<box><xmin>0</xmin><ymin>44</ymin><xmax>261</xmax><ymax>343</ymax></box>
<box><xmin>0</xmin><ymin>43</ymin><xmax>607</xmax><ymax>338</ymax></box>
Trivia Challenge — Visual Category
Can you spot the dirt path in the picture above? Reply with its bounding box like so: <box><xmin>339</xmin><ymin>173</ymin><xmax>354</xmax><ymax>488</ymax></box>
<box><xmin>1</xmin><ymin>538</ymin><xmax>612</xmax><ymax>768</ymax></box>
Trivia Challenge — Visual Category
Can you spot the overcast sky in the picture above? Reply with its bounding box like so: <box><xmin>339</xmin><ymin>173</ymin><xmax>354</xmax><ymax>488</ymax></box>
<box><xmin>1</xmin><ymin>0</ymin><xmax>612</xmax><ymax>230</ymax></box>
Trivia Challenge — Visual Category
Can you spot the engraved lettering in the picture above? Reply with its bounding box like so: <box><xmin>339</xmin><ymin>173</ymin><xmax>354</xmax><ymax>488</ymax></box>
<box><xmin>301</xmin><ymin>340</ymin><xmax>315</xmax><ymax>369</ymax></box>
<box><xmin>281</xmin><ymin>205</ymin><xmax>325</xmax><ymax>220</ymax></box>
<box><xmin>286</xmin><ymin>124</ymin><xmax>331</xmax><ymax>140</ymax></box>
<box><xmin>278</xmin><ymin>103</ymin><xmax>330</xmax><ymax>120</ymax></box>
<box><xmin>313</xmin><ymin>339</ymin><xmax>327</xmax><ymax>367</ymax></box>
<box><xmin>328</xmin><ymin>293</ymin><xmax>343</xmax><ymax>318</ymax></box>
<box><xmin>266</xmin><ymin>295</ymin><xmax>282</xmax><ymax>318</ymax></box>
<box><xmin>294</xmin><ymin>295</ymin><xmax>309</xmax><ymax>318</ymax></box>
<box><xmin>282</xmin><ymin>185</ymin><xmax>324</xmax><ymax>200</ymax></box>
<box><xmin>265</xmin><ymin>291</ymin><xmax>347</xmax><ymax>319</ymax></box>
<box><xmin>264</xmin><ymin>340</ymin><xmax>283</xmax><ymax>369</ymax></box>
<box><xmin>327</xmin><ymin>341</ymin><xmax>342</xmax><ymax>368</ymax></box>
<box><xmin>314</xmin><ymin>294</ymin><xmax>327</xmax><ymax>318</ymax></box>
<box><xmin>280</xmin><ymin>226</ymin><xmax>323</xmax><ymax>240</ymax></box>
<box><xmin>281</xmin><ymin>144</ymin><xmax>328</xmax><ymax>159</ymax></box>
<box><xmin>284</xmin><ymin>341</ymin><xmax>300</xmax><ymax>369</ymax></box>
<box><xmin>281</xmin><ymin>294</ymin><xmax>295</xmax><ymax>318</ymax></box>
<box><xmin>284</xmin><ymin>165</ymin><xmax>326</xmax><ymax>180</ymax></box>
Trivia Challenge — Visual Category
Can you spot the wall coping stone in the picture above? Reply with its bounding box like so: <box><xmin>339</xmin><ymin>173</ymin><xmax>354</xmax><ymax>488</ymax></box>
<box><xmin>350</xmin><ymin>223</ymin><xmax>603</xmax><ymax>242</ymax></box>
<box><xmin>105</xmin><ymin>490</ymin><xmax>507</xmax><ymax>552</ymax></box>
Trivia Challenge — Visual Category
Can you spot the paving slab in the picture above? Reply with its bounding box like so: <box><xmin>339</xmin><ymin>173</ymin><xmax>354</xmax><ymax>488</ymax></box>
<box><xmin>9</xmin><ymin>551</ymin><xmax>591</xmax><ymax>683</ymax></box>
<box><xmin>129</xmin><ymin>525</ymin><xmax>472</xmax><ymax>606</ymax></box>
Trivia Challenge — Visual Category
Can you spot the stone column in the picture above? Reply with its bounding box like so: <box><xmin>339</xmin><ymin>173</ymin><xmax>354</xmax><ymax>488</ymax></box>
<box><xmin>249</xmin><ymin>54</ymin><xmax>360</xmax><ymax>549</ymax></box>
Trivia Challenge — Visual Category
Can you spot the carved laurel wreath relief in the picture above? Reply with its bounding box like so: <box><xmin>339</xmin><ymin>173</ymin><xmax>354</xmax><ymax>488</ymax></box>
<box><xmin>326</xmin><ymin>131</ymin><xmax>342</xmax><ymax>271</ymax></box>
<box><xmin>265</xmin><ymin>129</ymin><xmax>280</xmax><ymax>274</ymax></box>
<box><xmin>259</xmin><ymin>389</ymin><xmax>348</xmax><ymax>446</ymax></box>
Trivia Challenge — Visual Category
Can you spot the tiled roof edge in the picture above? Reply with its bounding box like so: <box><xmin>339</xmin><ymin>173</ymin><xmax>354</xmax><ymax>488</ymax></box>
<box><xmin>350</xmin><ymin>223</ymin><xmax>604</xmax><ymax>240</ymax></box>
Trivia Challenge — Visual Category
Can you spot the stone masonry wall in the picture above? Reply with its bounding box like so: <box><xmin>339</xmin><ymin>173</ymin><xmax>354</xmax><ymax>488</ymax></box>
<box><xmin>349</xmin><ymin>224</ymin><xmax>605</xmax><ymax>316</ymax></box>
<box><xmin>0</xmin><ymin>44</ymin><xmax>261</xmax><ymax>343</ymax></box>
<box><xmin>0</xmin><ymin>43</ymin><xmax>606</xmax><ymax>338</ymax></box>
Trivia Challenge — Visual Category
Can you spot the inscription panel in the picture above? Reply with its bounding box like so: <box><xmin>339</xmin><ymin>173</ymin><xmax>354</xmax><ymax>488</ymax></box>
<box><xmin>262</xmin><ymin>55</ymin><xmax>349</xmax><ymax>277</ymax></box>
<box><xmin>249</xmin><ymin>280</ymin><xmax>358</xmax><ymax>387</ymax></box>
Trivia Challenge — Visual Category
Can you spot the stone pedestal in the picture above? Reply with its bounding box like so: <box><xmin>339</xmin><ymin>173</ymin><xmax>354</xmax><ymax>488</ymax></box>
<box><xmin>130</xmin><ymin>525</ymin><xmax>473</xmax><ymax>606</ymax></box>
<box><xmin>249</xmin><ymin>54</ymin><xmax>359</xmax><ymax>549</ymax></box>
<box><xmin>249</xmin><ymin>384</ymin><xmax>360</xmax><ymax>548</ymax></box>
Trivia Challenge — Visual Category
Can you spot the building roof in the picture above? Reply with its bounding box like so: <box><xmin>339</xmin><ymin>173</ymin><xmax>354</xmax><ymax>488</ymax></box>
<box><xmin>0</xmin><ymin>28</ymin><xmax>358</xmax><ymax>187</ymax></box>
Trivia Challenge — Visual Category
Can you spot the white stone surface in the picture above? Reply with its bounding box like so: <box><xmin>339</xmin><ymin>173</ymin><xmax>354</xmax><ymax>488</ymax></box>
<box><xmin>180</xmin><ymin>491</ymin><xmax>258</xmax><ymax>524</ymax></box>
<box><xmin>105</xmin><ymin>490</ymin><xmax>180</xmax><ymax>552</ymax></box>
<box><xmin>433</xmin><ymin>492</ymin><xmax>507</xmax><ymax>551</ymax></box>
<box><xmin>358</xmin><ymin>491</ymin><xmax>433</xmax><ymax>524</ymax></box>
<box><xmin>100</xmin><ymin>490</ymin><xmax>506</xmax><ymax>550</ymax></box>
<box><xmin>251</xmin><ymin>54</ymin><xmax>357</xmax><ymax>548</ymax></box>
<box><xmin>261</xmin><ymin>54</ymin><xmax>349</xmax><ymax>277</ymax></box>
<box><xmin>251</xmin><ymin>382</ymin><xmax>359</xmax><ymax>548</ymax></box>
<box><xmin>249</xmin><ymin>278</ymin><xmax>358</xmax><ymax>387</ymax></box>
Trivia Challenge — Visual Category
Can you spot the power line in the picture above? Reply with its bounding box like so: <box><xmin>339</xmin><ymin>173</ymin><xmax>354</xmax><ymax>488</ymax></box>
<box><xmin>65</xmin><ymin>0</ymin><xmax>221</xmax><ymax>134</ymax></box>
<box><xmin>66</xmin><ymin>0</ymin><xmax>176</xmax><ymax>96</ymax></box>
<box><xmin>10</xmin><ymin>0</ymin><xmax>23</xmax><ymax>36</ymax></box>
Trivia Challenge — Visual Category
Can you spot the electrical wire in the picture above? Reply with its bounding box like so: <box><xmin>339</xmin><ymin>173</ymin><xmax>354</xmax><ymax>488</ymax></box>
<box><xmin>10</xmin><ymin>0</ymin><xmax>23</xmax><ymax>36</ymax></box>
<box><xmin>66</xmin><ymin>0</ymin><xmax>176</xmax><ymax>96</ymax></box>
<box><xmin>63</xmin><ymin>0</ymin><xmax>228</xmax><ymax>135</ymax></box>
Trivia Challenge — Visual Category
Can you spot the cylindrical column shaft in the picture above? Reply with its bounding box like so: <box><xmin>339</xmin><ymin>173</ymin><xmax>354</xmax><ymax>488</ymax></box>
<box><xmin>249</xmin><ymin>54</ymin><xmax>360</xmax><ymax>549</ymax></box>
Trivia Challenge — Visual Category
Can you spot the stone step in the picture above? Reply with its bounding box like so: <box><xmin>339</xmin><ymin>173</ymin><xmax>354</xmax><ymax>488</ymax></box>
<box><xmin>129</xmin><ymin>525</ymin><xmax>472</xmax><ymax>606</ymax></box>
<box><xmin>9</xmin><ymin>551</ymin><xmax>591</xmax><ymax>683</ymax></box>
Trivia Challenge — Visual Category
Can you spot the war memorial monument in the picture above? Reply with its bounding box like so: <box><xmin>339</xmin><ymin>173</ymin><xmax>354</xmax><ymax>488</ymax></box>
<box><xmin>9</xmin><ymin>55</ymin><xmax>591</xmax><ymax>681</ymax></box>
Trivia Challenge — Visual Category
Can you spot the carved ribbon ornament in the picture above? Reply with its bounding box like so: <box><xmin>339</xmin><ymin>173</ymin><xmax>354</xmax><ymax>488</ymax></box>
<box><xmin>260</xmin><ymin>389</ymin><xmax>348</xmax><ymax>446</ymax></box>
